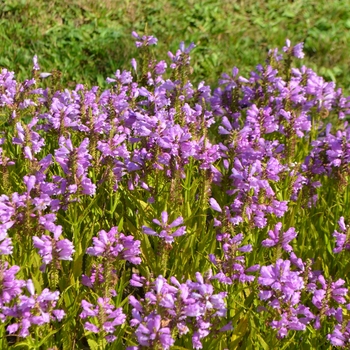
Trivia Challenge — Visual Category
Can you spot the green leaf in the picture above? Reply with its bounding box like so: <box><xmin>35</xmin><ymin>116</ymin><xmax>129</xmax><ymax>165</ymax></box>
<box><xmin>37</xmin><ymin>328</ymin><xmax>60</xmax><ymax>347</ymax></box>
<box><xmin>13</xmin><ymin>342</ymin><xmax>30</xmax><ymax>349</ymax></box>
<box><xmin>230</xmin><ymin>316</ymin><xmax>248</xmax><ymax>348</ymax></box>
<box><xmin>256</xmin><ymin>333</ymin><xmax>270</xmax><ymax>350</ymax></box>
<box><xmin>87</xmin><ymin>338</ymin><xmax>99</xmax><ymax>350</ymax></box>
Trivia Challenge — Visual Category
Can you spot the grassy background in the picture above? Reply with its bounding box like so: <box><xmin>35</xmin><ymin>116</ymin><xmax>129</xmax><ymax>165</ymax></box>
<box><xmin>1</xmin><ymin>0</ymin><xmax>350</xmax><ymax>92</ymax></box>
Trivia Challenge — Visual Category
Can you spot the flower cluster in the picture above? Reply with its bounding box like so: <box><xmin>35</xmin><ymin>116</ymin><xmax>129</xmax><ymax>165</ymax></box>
<box><xmin>33</xmin><ymin>230</ymin><xmax>75</xmax><ymax>271</ymax></box>
<box><xmin>142</xmin><ymin>211</ymin><xmax>186</xmax><ymax>244</ymax></box>
<box><xmin>261</xmin><ymin>222</ymin><xmax>297</xmax><ymax>253</ymax></box>
<box><xmin>1</xmin><ymin>33</ymin><xmax>350</xmax><ymax>348</ymax></box>
<box><xmin>86</xmin><ymin>226</ymin><xmax>141</xmax><ymax>264</ymax></box>
<box><xmin>257</xmin><ymin>253</ymin><xmax>350</xmax><ymax>341</ymax></box>
<box><xmin>128</xmin><ymin>272</ymin><xmax>230</xmax><ymax>349</ymax></box>
<box><xmin>80</xmin><ymin>297</ymin><xmax>126</xmax><ymax>343</ymax></box>
<box><xmin>333</xmin><ymin>216</ymin><xmax>350</xmax><ymax>253</ymax></box>
<box><xmin>209</xmin><ymin>232</ymin><xmax>259</xmax><ymax>284</ymax></box>
<box><xmin>54</xmin><ymin>137</ymin><xmax>96</xmax><ymax>197</ymax></box>
<box><xmin>0</xmin><ymin>274</ymin><xmax>65</xmax><ymax>338</ymax></box>
<box><xmin>82</xmin><ymin>227</ymin><xmax>141</xmax><ymax>297</ymax></box>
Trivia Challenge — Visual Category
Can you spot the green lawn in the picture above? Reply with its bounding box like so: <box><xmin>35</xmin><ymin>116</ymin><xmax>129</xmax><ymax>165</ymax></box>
<box><xmin>1</xmin><ymin>0</ymin><xmax>350</xmax><ymax>91</ymax></box>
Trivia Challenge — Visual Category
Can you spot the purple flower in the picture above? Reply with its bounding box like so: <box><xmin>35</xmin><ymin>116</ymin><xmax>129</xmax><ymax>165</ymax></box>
<box><xmin>80</xmin><ymin>298</ymin><xmax>126</xmax><ymax>343</ymax></box>
<box><xmin>129</xmin><ymin>273</ymin><xmax>228</xmax><ymax>348</ymax></box>
<box><xmin>210</xmin><ymin>233</ymin><xmax>258</xmax><ymax>284</ymax></box>
<box><xmin>33</xmin><ymin>55</ymin><xmax>40</xmax><ymax>71</ymax></box>
<box><xmin>0</xmin><ymin>262</ymin><xmax>25</xmax><ymax>306</ymax></box>
<box><xmin>12</xmin><ymin>119</ymin><xmax>45</xmax><ymax>158</ymax></box>
<box><xmin>283</xmin><ymin>39</ymin><xmax>305</xmax><ymax>59</ymax></box>
<box><xmin>142</xmin><ymin>211</ymin><xmax>186</xmax><ymax>244</ymax></box>
<box><xmin>209</xmin><ymin>198</ymin><xmax>222</xmax><ymax>212</ymax></box>
<box><xmin>33</xmin><ymin>231</ymin><xmax>75</xmax><ymax>271</ymax></box>
<box><xmin>3</xmin><ymin>280</ymin><xmax>64</xmax><ymax>336</ymax></box>
<box><xmin>261</xmin><ymin>222</ymin><xmax>297</xmax><ymax>252</ymax></box>
<box><xmin>312</xmin><ymin>275</ymin><xmax>348</xmax><ymax>310</ymax></box>
<box><xmin>333</xmin><ymin>217</ymin><xmax>350</xmax><ymax>253</ymax></box>
<box><xmin>270</xmin><ymin>310</ymin><xmax>308</xmax><ymax>339</ymax></box>
<box><xmin>328</xmin><ymin>322</ymin><xmax>350</xmax><ymax>347</ymax></box>
<box><xmin>132</xmin><ymin>31</ymin><xmax>158</xmax><ymax>47</ymax></box>
<box><xmin>258</xmin><ymin>259</ymin><xmax>304</xmax><ymax>306</ymax></box>
<box><xmin>86</xmin><ymin>227</ymin><xmax>141</xmax><ymax>264</ymax></box>
<box><xmin>55</xmin><ymin>137</ymin><xmax>96</xmax><ymax>196</ymax></box>
<box><xmin>0</xmin><ymin>237</ymin><xmax>12</xmax><ymax>255</ymax></box>
<box><xmin>135</xmin><ymin>314</ymin><xmax>174</xmax><ymax>349</ymax></box>
<box><xmin>131</xmin><ymin>58</ymin><xmax>137</xmax><ymax>72</ymax></box>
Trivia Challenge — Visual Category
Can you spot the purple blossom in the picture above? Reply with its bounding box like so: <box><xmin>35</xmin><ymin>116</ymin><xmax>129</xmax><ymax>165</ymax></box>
<box><xmin>261</xmin><ymin>222</ymin><xmax>297</xmax><ymax>252</ymax></box>
<box><xmin>131</xmin><ymin>58</ymin><xmax>137</xmax><ymax>72</ymax></box>
<box><xmin>311</xmin><ymin>275</ymin><xmax>348</xmax><ymax>310</ymax></box>
<box><xmin>2</xmin><ymin>36</ymin><xmax>350</xmax><ymax>346</ymax></box>
<box><xmin>258</xmin><ymin>259</ymin><xmax>304</xmax><ymax>307</ymax></box>
<box><xmin>209</xmin><ymin>198</ymin><xmax>222</xmax><ymax>212</ymax></box>
<box><xmin>132</xmin><ymin>31</ymin><xmax>158</xmax><ymax>47</ymax></box>
<box><xmin>32</xmin><ymin>55</ymin><xmax>40</xmax><ymax>71</ymax></box>
<box><xmin>328</xmin><ymin>322</ymin><xmax>350</xmax><ymax>347</ymax></box>
<box><xmin>210</xmin><ymin>233</ymin><xmax>258</xmax><ymax>284</ymax></box>
<box><xmin>33</xmin><ymin>231</ymin><xmax>75</xmax><ymax>271</ymax></box>
<box><xmin>142</xmin><ymin>211</ymin><xmax>186</xmax><ymax>244</ymax></box>
<box><xmin>283</xmin><ymin>39</ymin><xmax>305</xmax><ymax>59</ymax></box>
<box><xmin>3</xmin><ymin>280</ymin><xmax>65</xmax><ymax>337</ymax></box>
<box><xmin>0</xmin><ymin>262</ymin><xmax>25</xmax><ymax>307</ymax></box>
<box><xmin>80</xmin><ymin>297</ymin><xmax>126</xmax><ymax>343</ymax></box>
<box><xmin>86</xmin><ymin>227</ymin><xmax>141</xmax><ymax>264</ymax></box>
<box><xmin>333</xmin><ymin>217</ymin><xmax>350</xmax><ymax>253</ymax></box>
<box><xmin>54</xmin><ymin>137</ymin><xmax>96</xmax><ymax>196</ymax></box>
<box><xmin>135</xmin><ymin>314</ymin><xmax>174</xmax><ymax>349</ymax></box>
<box><xmin>0</xmin><ymin>237</ymin><xmax>12</xmax><ymax>255</ymax></box>
<box><xmin>12</xmin><ymin>119</ymin><xmax>45</xmax><ymax>157</ymax></box>
<box><xmin>270</xmin><ymin>308</ymin><xmax>309</xmax><ymax>339</ymax></box>
<box><xmin>129</xmin><ymin>273</ymin><xmax>229</xmax><ymax>348</ymax></box>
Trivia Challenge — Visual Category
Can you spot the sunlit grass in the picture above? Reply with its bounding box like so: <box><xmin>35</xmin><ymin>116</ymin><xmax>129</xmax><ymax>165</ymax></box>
<box><xmin>1</xmin><ymin>0</ymin><xmax>350</xmax><ymax>92</ymax></box>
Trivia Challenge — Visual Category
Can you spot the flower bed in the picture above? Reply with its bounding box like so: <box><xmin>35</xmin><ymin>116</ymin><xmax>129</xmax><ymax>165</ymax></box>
<box><xmin>0</xmin><ymin>34</ymin><xmax>350</xmax><ymax>349</ymax></box>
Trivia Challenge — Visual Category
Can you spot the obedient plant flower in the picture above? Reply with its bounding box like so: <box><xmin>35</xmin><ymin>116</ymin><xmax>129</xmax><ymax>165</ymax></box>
<box><xmin>32</xmin><ymin>55</ymin><xmax>40</xmax><ymax>71</ymax></box>
<box><xmin>80</xmin><ymin>297</ymin><xmax>126</xmax><ymax>343</ymax></box>
<box><xmin>134</xmin><ymin>314</ymin><xmax>174</xmax><ymax>349</ymax></box>
<box><xmin>84</xmin><ymin>227</ymin><xmax>141</xmax><ymax>297</ymax></box>
<box><xmin>311</xmin><ymin>275</ymin><xmax>348</xmax><ymax>309</ymax></box>
<box><xmin>210</xmin><ymin>233</ymin><xmax>259</xmax><ymax>284</ymax></box>
<box><xmin>86</xmin><ymin>227</ymin><xmax>141</xmax><ymax>264</ymax></box>
<box><xmin>168</xmin><ymin>41</ymin><xmax>196</xmax><ymax>69</ymax></box>
<box><xmin>129</xmin><ymin>273</ymin><xmax>229</xmax><ymax>349</ymax></box>
<box><xmin>269</xmin><ymin>307</ymin><xmax>313</xmax><ymax>338</ymax></box>
<box><xmin>131</xmin><ymin>58</ymin><xmax>137</xmax><ymax>72</ymax></box>
<box><xmin>142</xmin><ymin>211</ymin><xmax>186</xmax><ymax>244</ymax></box>
<box><xmin>209</xmin><ymin>197</ymin><xmax>222</xmax><ymax>212</ymax></box>
<box><xmin>82</xmin><ymin>264</ymin><xmax>105</xmax><ymax>289</ymax></box>
<box><xmin>33</xmin><ymin>230</ymin><xmax>75</xmax><ymax>271</ymax></box>
<box><xmin>54</xmin><ymin>136</ymin><xmax>96</xmax><ymax>196</ymax></box>
<box><xmin>12</xmin><ymin>118</ymin><xmax>45</xmax><ymax>162</ymax></box>
<box><xmin>261</xmin><ymin>222</ymin><xmax>297</xmax><ymax>253</ymax></box>
<box><xmin>0</xmin><ymin>262</ymin><xmax>25</xmax><ymax>308</ymax></box>
<box><xmin>132</xmin><ymin>31</ymin><xmax>158</xmax><ymax>47</ymax></box>
<box><xmin>2</xmin><ymin>33</ymin><xmax>350</xmax><ymax>347</ymax></box>
<box><xmin>327</xmin><ymin>320</ymin><xmax>350</xmax><ymax>347</ymax></box>
<box><xmin>333</xmin><ymin>216</ymin><xmax>350</xmax><ymax>253</ymax></box>
<box><xmin>106</xmin><ymin>69</ymin><xmax>133</xmax><ymax>85</ymax></box>
<box><xmin>257</xmin><ymin>259</ymin><xmax>319</xmax><ymax>339</ymax></box>
<box><xmin>0</xmin><ymin>236</ymin><xmax>12</xmax><ymax>255</ymax></box>
<box><xmin>4</xmin><ymin>279</ymin><xmax>65</xmax><ymax>337</ymax></box>
<box><xmin>0</xmin><ymin>69</ymin><xmax>17</xmax><ymax>107</ymax></box>
<box><xmin>258</xmin><ymin>259</ymin><xmax>304</xmax><ymax>307</ymax></box>
<box><xmin>282</xmin><ymin>39</ymin><xmax>305</xmax><ymax>59</ymax></box>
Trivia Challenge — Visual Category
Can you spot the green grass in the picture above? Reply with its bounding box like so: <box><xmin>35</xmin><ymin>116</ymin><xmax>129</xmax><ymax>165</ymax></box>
<box><xmin>1</xmin><ymin>0</ymin><xmax>350</xmax><ymax>91</ymax></box>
